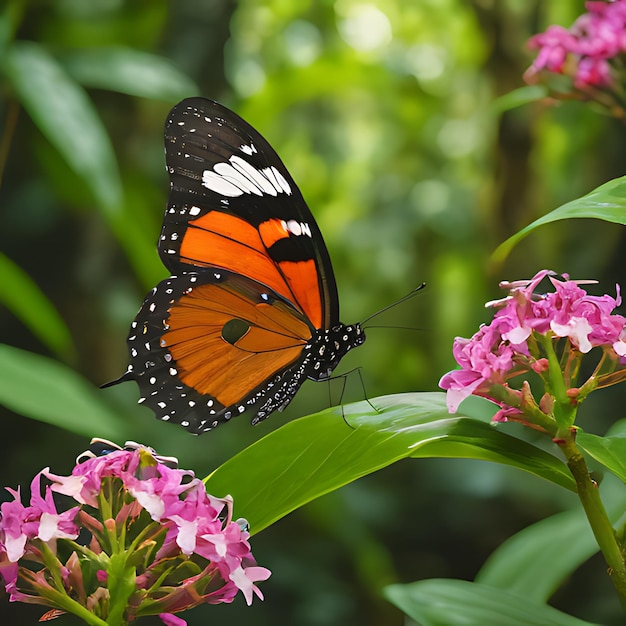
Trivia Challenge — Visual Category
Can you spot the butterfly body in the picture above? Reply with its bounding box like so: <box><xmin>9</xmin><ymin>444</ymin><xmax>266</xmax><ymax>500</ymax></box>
<box><xmin>108</xmin><ymin>98</ymin><xmax>365</xmax><ymax>433</ymax></box>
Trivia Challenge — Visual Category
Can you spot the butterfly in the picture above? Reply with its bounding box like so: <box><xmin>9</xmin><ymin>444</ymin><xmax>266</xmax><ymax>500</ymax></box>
<box><xmin>105</xmin><ymin>97</ymin><xmax>366</xmax><ymax>434</ymax></box>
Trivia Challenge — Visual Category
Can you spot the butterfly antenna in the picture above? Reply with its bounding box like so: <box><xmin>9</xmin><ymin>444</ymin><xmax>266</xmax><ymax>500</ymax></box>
<box><xmin>361</xmin><ymin>283</ymin><xmax>426</xmax><ymax>327</ymax></box>
<box><xmin>363</xmin><ymin>325</ymin><xmax>423</xmax><ymax>332</ymax></box>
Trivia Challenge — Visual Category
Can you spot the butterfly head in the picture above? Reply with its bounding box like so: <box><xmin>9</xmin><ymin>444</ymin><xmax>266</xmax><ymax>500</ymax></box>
<box><xmin>306</xmin><ymin>323</ymin><xmax>365</xmax><ymax>382</ymax></box>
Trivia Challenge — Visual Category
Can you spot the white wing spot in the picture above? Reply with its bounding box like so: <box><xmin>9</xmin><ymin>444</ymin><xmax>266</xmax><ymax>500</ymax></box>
<box><xmin>230</xmin><ymin>156</ymin><xmax>277</xmax><ymax>196</ymax></box>
<box><xmin>287</xmin><ymin>219</ymin><xmax>302</xmax><ymax>236</ymax></box>
<box><xmin>240</xmin><ymin>143</ymin><xmax>257</xmax><ymax>155</ymax></box>
<box><xmin>282</xmin><ymin>220</ymin><xmax>312</xmax><ymax>237</ymax></box>
<box><xmin>272</xmin><ymin>166</ymin><xmax>291</xmax><ymax>194</ymax></box>
<box><xmin>213</xmin><ymin>162</ymin><xmax>261</xmax><ymax>195</ymax></box>
<box><xmin>202</xmin><ymin>170</ymin><xmax>245</xmax><ymax>197</ymax></box>
<box><xmin>202</xmin><ymin>156</ymin><xmax>292</xmax><ymax>197</ymax></box>
<box><xmin>189</xmin><ymin>206</ymin><xmax>201</xmax><ymax>216</ymax></box>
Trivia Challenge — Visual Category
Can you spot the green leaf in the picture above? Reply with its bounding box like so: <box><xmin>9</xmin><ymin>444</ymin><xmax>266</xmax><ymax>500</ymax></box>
<box><xmin>0</xmin><ymin>0</ymin><xmax>24</xmax><ymax>53</ymax></box>
<box><xmin>4</xmin><ymin>40</ymin><xmax>123</xmax><ymax>215</ymax></box>
<box><xmin>476</xmin><ymin>475</ymin><xmax>626</xmax><ymax>602</ymax></box>
<box><xmin>60</xmin><ymin>46</ymin><xmax>198</xmax><ymax>101</ymax></box>
<box><xmin>492</xmin><ymin>175</ymin><xmax>626</xmax><ymax>264</ymax></box>
<box><xmin>0</xmin><ymin>252</ymin><xmax>75</xmax><ymax>360</ymax></box>
<box><xmin>204</xmin><ymin>393</ymin><xmax>574</xmax><ymax>534</ymax></box>
<box><xmin>4</xmin><ymin>41</ymin><xmax>164</xmax><ymax>287</ymax></box>
<box><xmin>383</xmin><ymin>579</ymin><xmax>599</xmax><ymax>626</ymax></box>
<box><xmin>577</xmin><ymin>430</ymin><xmax>626</xmax><ymax>484</ymax></box>
<box><xmin>0</xmin><ymin>344</ymin><xmax>127</xmax><ymax>437</ymax></box>
<box><xmin>476</xmin><ymin>509</ymin><xmax>596</xmax><ymax>602</ymax></box>
<box><xmin>491</xmin><ymin>85</ymin><xmax>549</xmax><ymax>114</ymax></box>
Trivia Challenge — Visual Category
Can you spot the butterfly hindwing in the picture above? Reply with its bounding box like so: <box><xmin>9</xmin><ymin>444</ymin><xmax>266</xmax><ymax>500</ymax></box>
<box><xmin>125</xmin><ymin>269</ymin><xmax>318</xmax><ymax>433</ymax></box>
<box><xmin>160</xmin><ymin>98</ymin><xmax>339</xmax><ymax>330</ymax></box>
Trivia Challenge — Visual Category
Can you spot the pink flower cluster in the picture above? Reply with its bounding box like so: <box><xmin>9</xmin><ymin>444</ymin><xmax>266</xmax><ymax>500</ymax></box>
<box><xmin>0</xmin><ymin>473</ymin><xmax>80</xmax><ymax>589</ymax></box>
<box><xmin>0</xmin><ymin>444</ymin><xmax>270</xmax><ymax>624</ymax></box>
<box><xmin>439</xmin><ymin>270</ymin><xmax>626</xmax><ymax>419</ymax></box>
<box><xmin>525</xmin><ymin>1</ymin><xmax>626</xmax><ymax>89</ymax></box>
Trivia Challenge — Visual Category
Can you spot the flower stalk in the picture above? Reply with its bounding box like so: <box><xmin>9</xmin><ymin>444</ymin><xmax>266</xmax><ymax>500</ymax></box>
<box><xmin>556</xmin><ymin>429</ymin><xmax>626</xmax><ymax>608</ymax></box>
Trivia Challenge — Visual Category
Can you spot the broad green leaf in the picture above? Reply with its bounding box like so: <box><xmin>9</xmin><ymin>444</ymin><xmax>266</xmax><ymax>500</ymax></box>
<box><xmin>0</xmin><ymin>252</ymin><xmax>75</xmax><ymax>360</ymax></box>
<box><xmin>4</xmin><ymin>41</ymin><xmax>158</xmax><ymax>287</ymax></box>
<box><xmin>0</xmin><ymin>344</ymin><xmax>127</xmax><ymax>437</ymax></box>
<box><xmin>476</xmin><ymin>475</ymin><xmax>626</xmax><ymax>602</ymax></box>
<box><xmin>476</xmin><ymin>509</ymin><xmax>596</xmax><ymax>602</ymax></box>
<box><xmin>605</xmin><ymin>419</ymin><xmax>626</xmax><ymax>437</ymax></box>
<box><xmin>383</xmin><ymin>579</ymin><xmax>599</xmax><ymax>626</ymax></box>
<box><xmin>205</xmin><ymin>393</ymin><xmax>574</xmax><ymax>534</ymax></box>
<box><xmin>5</xmin><ymin>41</ymin><xmax>122</xmax><ymax>216</ymax></box>
<box><xmin>60</xmin><ymin>46</ymin><xmax>198</xmax><ymax>101</ymax></box>
<box><xmin>492</xmin><ymin>175</ymin><xmax>626</xmax><ymax>264</ymax></box>
<box><xmin>577</xmin><ymin>430</ymin><xmax>626</xmax><ymax>484</ymax></box>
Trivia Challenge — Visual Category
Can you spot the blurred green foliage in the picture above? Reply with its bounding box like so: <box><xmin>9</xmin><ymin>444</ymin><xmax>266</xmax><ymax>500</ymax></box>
<box><xmin>0</xmin><ymin>0</ymin><xmax>625</xmax><ymax>624</ymax></box>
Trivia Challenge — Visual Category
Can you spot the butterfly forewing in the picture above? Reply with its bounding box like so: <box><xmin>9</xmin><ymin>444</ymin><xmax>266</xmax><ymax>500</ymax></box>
<box><xmin>161</xmin><ymin>98</ymin><xmax>339</xmax><ymax>329</ymax></box>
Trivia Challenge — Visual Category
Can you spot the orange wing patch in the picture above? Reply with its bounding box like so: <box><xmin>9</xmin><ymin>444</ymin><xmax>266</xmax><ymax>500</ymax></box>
<box><xmin>179</xmin><ymin>212</ymin><xmax>323</xmax><ymax>329</ymax></box>
<box><xmin>162</xmin><ymin>281</ymin><xmax>312</xmax><ymax>407</ymax></box>
<box><xmin>276</xmin><ymin>259</ymin><xmax>322</xmax><ymax>330</ymax></box>
<box><xmin>258</xmin><ymin>218</ymin><xmax>290</xmax><ymax>247</ymax></box>
<box><xmin>180</xmin><ymin>212</ymin><xmax>287</xmax><ymax>294</ymax></box>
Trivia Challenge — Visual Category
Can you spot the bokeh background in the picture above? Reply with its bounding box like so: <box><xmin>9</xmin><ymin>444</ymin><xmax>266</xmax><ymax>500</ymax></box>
<box><xmin>1</xmin><ymin>1</ymin><xmax>625</xmax><ymax>624</ymax></box>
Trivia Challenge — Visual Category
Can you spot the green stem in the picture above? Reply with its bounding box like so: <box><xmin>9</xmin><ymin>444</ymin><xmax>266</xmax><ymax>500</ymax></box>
<box><xmin>559</xmin><ymin>433</ymin><xmax>626</xmax><ymax>609</ymax></box>
<box><xmin>20</xmin><ymin>575</ymin><xmax>109</xmax><ymax>626</ymax></box>
<box><xmin>52</xmin><ymin>594</ymin><xmax>111</xmax><ymax>626</ymax></box>
<box><xmin>536</xmin><ymin>334</ymin><xmax>577</xmax><ymax>427</ymax></box>
<box><xmin>487</xmin><ymin>383</ymin><xmax>557</xmax><ymax>435</ymax></box>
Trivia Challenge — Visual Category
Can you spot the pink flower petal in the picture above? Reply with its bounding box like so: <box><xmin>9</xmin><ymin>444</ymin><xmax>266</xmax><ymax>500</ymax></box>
<box><xmin>159</xmin><ymin>613</ymin><xmax>187</xmax><ymax>626</ymax></box>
